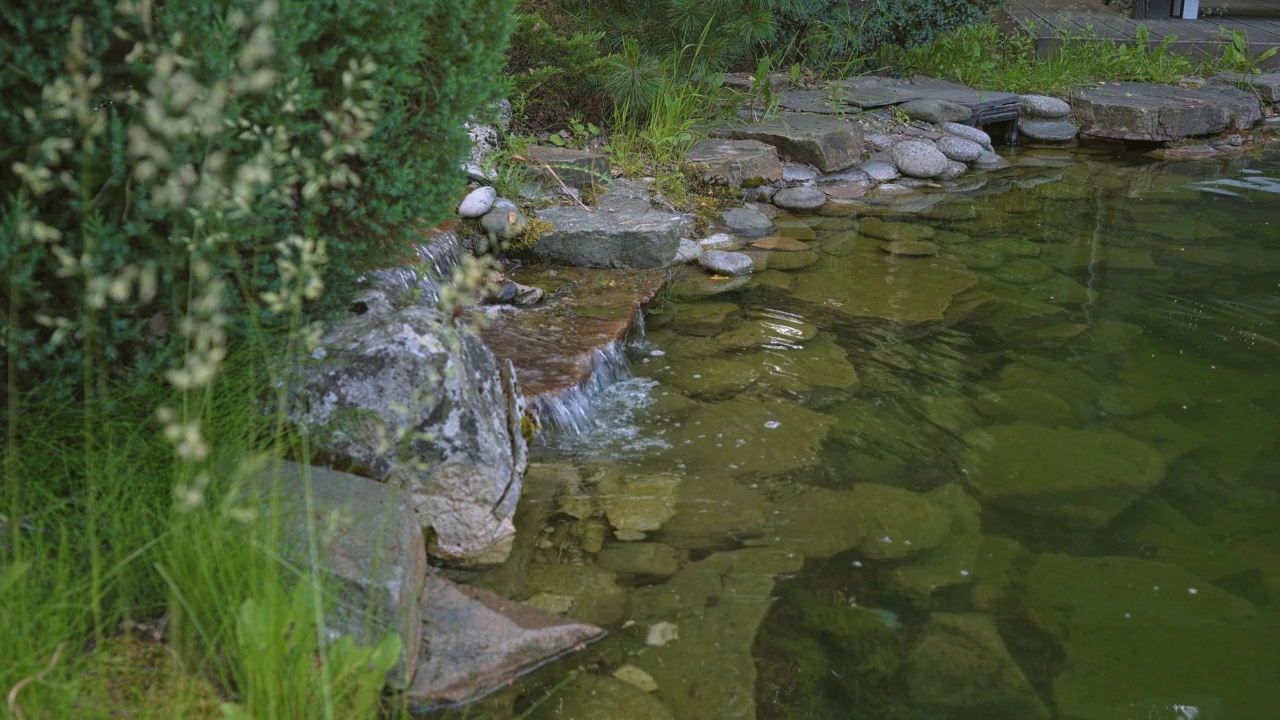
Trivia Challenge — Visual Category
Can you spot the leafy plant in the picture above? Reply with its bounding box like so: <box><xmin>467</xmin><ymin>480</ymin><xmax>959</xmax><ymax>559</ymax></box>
<box><xmin>1219</xmin><ymin>27</ymin><xmax>1279</xmax><ymax>75</ymax></box>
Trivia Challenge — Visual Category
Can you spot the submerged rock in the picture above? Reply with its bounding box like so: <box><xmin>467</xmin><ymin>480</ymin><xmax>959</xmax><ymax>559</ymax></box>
<box><xmin>962</xmin><ymin>422</ymin><xmax>1166</xmax><ymax>527</ymax></box>
<box><xmin>528</xmin><ymin>675</ymin><xmax>674</xmax><ymax>720</ymax></box>
<box><xmin>906</xmin><ymin>613</ymin><xmax>1050</xmax><ymax>719</ymax></box>
<box><xmin>791</xmin><ymin>248</ymin><xmax>977</xmax><ymax>323</ymax></box>
<box><xmin>523</xmin><ymin>563</ymin><xmax>628</xmax><ymax>627</ymax></box>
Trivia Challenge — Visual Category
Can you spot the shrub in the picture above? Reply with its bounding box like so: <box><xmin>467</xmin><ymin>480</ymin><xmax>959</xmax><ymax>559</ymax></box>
<box><xmin>1</xmin><ymin>0</ymin><xmax>516</xmax><ymax>404</ymax></box>
<box><xmin>505</xmin><ymin>11</ymin><xmax>617</xmax><ymax>128</ymax></box>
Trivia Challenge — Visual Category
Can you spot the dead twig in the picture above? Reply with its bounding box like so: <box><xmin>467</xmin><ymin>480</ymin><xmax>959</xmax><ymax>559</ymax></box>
<box><xmin>7</xmin><ymin>642</ymin><xmax>65</xmax><ymax>720</ymax></box>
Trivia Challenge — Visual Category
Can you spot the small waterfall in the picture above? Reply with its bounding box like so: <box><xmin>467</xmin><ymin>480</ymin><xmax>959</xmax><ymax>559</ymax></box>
<box><xmin>371</xmin><ymin>233</ymin><xmax>466</xmax><ymax>307</ymax></box>
<box><xmin>530</xmin><ymin>339</ymin><xmax>635</xmax><ymax>434</ymax></box>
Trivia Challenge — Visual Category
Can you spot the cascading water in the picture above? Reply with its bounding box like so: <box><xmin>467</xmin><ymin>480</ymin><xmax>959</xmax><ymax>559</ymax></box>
<box><xmin>372</xmin><ymin>233</ymin><xmax>467</xmax><ymax>307</ymax></box>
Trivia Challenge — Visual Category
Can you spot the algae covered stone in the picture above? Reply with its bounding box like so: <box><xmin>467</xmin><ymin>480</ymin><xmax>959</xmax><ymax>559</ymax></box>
<box><xmin>791</xmin><ymin>248</ymin><xmax>977</xmax><ymax>323</ymax></box>
<box><xmin>961</xmin><ymin>422</ymin><xmax>1166</xmax><ymax>527</ymax></box>
<box><xmin>664</xmin><ymin>396</ymin><xmax>837</xmax><ymax>477</ymax></box>
<box><xmin>527</xmin><ymin>675</ymin><xmax>674</xmax><ymax>720</ymax></box>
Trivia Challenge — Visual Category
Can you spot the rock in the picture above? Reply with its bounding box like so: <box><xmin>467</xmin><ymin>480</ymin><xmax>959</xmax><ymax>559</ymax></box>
<box><xmin>646</xmin><ymin>622</ymin><xmax>680</xmax><ymax>647</ymax></box>
<box><xmin>880</xmin><ymin>240</ymin><xmax>938</xmax><ymax>256</ymax></box>
<box><xmin>464</xmin><ymin>99</ymin><xmax>511</xmax><ymax>170</ymax></box>
<box><xmin>1071</xmin><ymin>81</ymin><xmax>1263</xmax><ymax>142</ymax></box>
<box><xmin>527</xmin><ymin>675</ymin><xmax>674</xmax><ymax>720</ymax></box>
<box><xmin>750</xmin><ymin>235</ymin><xmax>812</xmax><ymax>252</ymax></box>
<box><xmin>1020</xmin><ymin>93</ymin><xmax>1072</xmax><ymax>119</ymax></box>
<box><xmin>858</xmin><ymin>160</ymin><xmax>899</xmax><ymax>184</ymax></box>
<box><xmin>1213</xmin><ymin>71</ymin><xmax>1280</xmax><ymax>103</ymax></box>
<box><xmin>973</xmin><ymin>388</ymin><xmax>1076</xmax><ymax>427</ymax></box>
<box><xmin>782</xmin><ymin>163</ymin><xmax>819</xmax><ymax>182</ymax></box>
<box><xmin>698</xmin><ymin>250</ymin><xmax>754</xmax><ymax>277</ymax></box>
<box><xmin>891</xmin><ymin>139</ymin><xmax>949</xmax><ymax>178</ymax></box>
<box><xmin>663</xmin><ymin>396</ymin><xmax>837</xmax><ymax>477</ymax></box>
<box><xmin>1019</xmin><ymin>119</ymin><xmax>1078</xmax><ymax>143</ymax></box>
<box><xmin>906</xmin><ymin>613</ymin><xmax>1050</xmax><ymax>719</ymax></box>
<box><xmin>792</xmin><ymin>247</ymin><xmax>976</xmax><ymax>323</ymax></box>
<box><xmin>295</xmin><ymin>306</ymin><xmax>526</xmax><ymax>566</ymax></box>
<box><xmin>673</xmin><ymin>238</ymin><xmax>701</xmax><ymax>264</ymax></box>
<box><xmin>899</xmin><ymin>98</ymin><xmax>973</xmax><ymax>124</ymax></box>
<box><xmin>458</xmin><ymin>186</ymin><xmax>496</xmax><ymax>218</ymax></box>
<box><xmin>972</xmin><ymin>151</ymin><xmax>1011</xmax><ymax>171</ymax></box>
<box><xmin>254</xmin><ymin>461</ymin><xmax>426</xmax><ymax>688</ymax></box>
<box><xmin>480</xmin><ymin>199</ymin><xmax>528</xmax><ymax>241</ymax></box>
<box><xmin>526</xmin><ymin>145</ymin><xmax>611</xmax><ymax>188</ymax></box>
<box><xmin>858</xmin><ymin>217</ymin><xmax>936</xmax><ymax>242</ymax></box>
<box><xmin>630</xmin><ymin>549</ymin><xmax>803</xmax><ymax>720</ymax></box>
<box><xmin>714</xmin><ymin>113</ymin><xmax>864</xmax><ymax>172</ymax></box>
<box><xmin>698</xmin><ymin>233</ymin><xmax>743</xmax><ymax>252</ymax></box>
<box><xmin>940</xmin><ymin>121</ymin><xmax>993</xmax><ymax>147</ymax></box>
<box><xmin>598</xmin><ymin>471</ymin><xmax>681</xmax><ymax>540</ymax></box>
<box><xmin>850</xmin><ymin>483</ymin><xmax>956</xmax><ymax>560</ymax></box>
<box><xmin>613</xmin><ymin>665</ymin><xmax>660</xmax><ymax>693</ymax></box>
<box><xmin>524</xmin><ymin>563</ymin><xmax>628</xmax><ymax>627</ymax></box>
<box><xmin>535</xmin><ymin>180</ymin><xmax>692</xmax><ymax>268</ymax></box>
<box><xmin>937</xmin><ymin>160</ymin><xmax>968</xmax><ymax>180</ymax></box>
<box><xmin>668</xmin><ymin>301</ymin><xmax>741</xmax><ymax>337</ymax></box>
<box><xmin>685</xmin><ymin>137</ymin><xmax>783</xmax><ymax>186</ymax></box>
<box><xmin>596</xmin><ymin>542</ymin><xmax>679</xmax><ymax>577</ymax></box>
<box><xmin>1020</xmin><ymin>553</ymin><xmax>1270</xmax><ymax>720</ymax></box>
<box><xmin>961</xmin><ymin>421</ymin><xmax>1165</xmax><ymax>527</ymax></box>
<box><xmin>936</xmin><ymin>135</ymin><xmax>985</xmax><ymax>162</ymax></box>
<box><xmin>408</xmin><ymin>574</ymin><xmax>603</xmax><ymax>707</ymax></box>
<box><xmin>820</xmin><ymin>181</ymin><xmax>869</xmax><ymax>200</ymax></box>
<box><xmin>771</xmin><ymin>186</ymin><xmax>827</xmax><ymax>212</ymax></box>
<box><xmin>720</xmin><ymin>207</ymin><xmax>776</xmax><ymax>238</ymax></box>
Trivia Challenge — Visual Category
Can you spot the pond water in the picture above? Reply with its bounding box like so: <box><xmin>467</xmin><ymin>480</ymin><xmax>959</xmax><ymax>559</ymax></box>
<box><xmin>482</xmin><ymin>147</ymin><xmax>1280</xmax><ymax>720</ymax></box>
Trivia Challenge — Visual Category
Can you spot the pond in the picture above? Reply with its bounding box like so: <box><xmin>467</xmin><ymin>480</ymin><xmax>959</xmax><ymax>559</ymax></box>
<box><xmin>479</xmin><ymin>146</ymin><xmax>1280</xmax><ymax>720</ymax></box>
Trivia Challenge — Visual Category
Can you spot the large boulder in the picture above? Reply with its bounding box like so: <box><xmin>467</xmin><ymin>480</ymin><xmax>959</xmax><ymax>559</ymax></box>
<box><xmin>714</xmin><ymin>114</ymin><xmax>863</xmax><ymax>172</ymax></box>
<box><xmin>534</xmin><ymin>179</ymin><xmax>692</xmax><ymax>268</ymax></box>
<box><xmin>255</xmin><ymin>461</ymin><xmax>427</xmax><ymax>689</ymax></box>
<box><xmin>294</xmin><ymin>305</ymin><xmax>528</xmax><ymax>566</ymax></box>
<box><xmin>1070</xmin><ymin>81</ymin><xmax>1262</xmax><ymax>142</ymax></box>
<box><xmin>685</xmin><ymin>138</ymin><xmax>783</xmax><ymax>186</ymax></box>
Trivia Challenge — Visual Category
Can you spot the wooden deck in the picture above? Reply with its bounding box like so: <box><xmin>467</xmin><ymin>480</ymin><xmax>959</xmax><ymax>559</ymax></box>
<box><xmin>999</xmin><ymin>0</ymin><xmax>1280</xmax><ymax>69</ymax></box>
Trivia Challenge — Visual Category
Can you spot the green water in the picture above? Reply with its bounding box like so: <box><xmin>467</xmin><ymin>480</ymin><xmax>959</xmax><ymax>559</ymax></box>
<box><xmin>500</xmin><ymin>147</ymin><xmax>1280</xmax><ymax>720</ymax></box>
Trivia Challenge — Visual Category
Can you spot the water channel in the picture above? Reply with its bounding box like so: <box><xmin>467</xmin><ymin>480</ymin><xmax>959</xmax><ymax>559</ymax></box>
<box><xmin>472</xmin><ymin>146</ymin><xmax>1280</xmax><ymax>719</ymax></box>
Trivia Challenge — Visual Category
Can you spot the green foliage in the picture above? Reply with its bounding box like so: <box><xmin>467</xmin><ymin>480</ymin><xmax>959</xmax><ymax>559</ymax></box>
<box><xmin>1</xmin><ymin>0</ymin><xmax>516</xmax><ymax>403</ymax></box>
<box><xmin>883</xmin><ymin>21</ymin><xmax>1203</xmax><ymax>97</ymax></box>
<box><xmin>1219</xmin><ymin>27</ymin><xmax>1279</xmax><ymax>75</ymax></box>
<box><xmin>505</xmin><ymin>12</ymin><xmax>616</xmax><ymax>128</ymax></box>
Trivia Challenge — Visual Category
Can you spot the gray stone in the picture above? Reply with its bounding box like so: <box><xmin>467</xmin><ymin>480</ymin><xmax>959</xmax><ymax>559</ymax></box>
<box><xmin>937</xmin><ymin>135</ymin><xmax>985</xmax><ymax>162</ymax></box>
<box><xmin>1212</xmin><ymin>71</ymin><xmax>1280</xmax><ymax>103</ymax></box>
<box><xmin>973</xmin><ymin>151</ymin><xmax>1012</xmax><ymax>171</ymax></box>
<box><xmin>961</xmin><ymin>421</ymin><xmax>1165</xmax><ymax>527</ymax></box>
<box><xmin>861</xmin><ymin>160</ymin><xmax>901</xmax><ymax>183</ymax></box>
<box><xmin>907</xmin><ymin>613</ymin><xmax>1050</xmax><ymax>719</ymax></box>
<box><xmin>720</xmin><ymin>207</ymin><xmax>775</xmax><ymax>238</ymax></box>
<box><xmin>890</xmin><ymin>140</ymin><xmax>949</xmax><ymax>179</ymax></box>
<box><xmin>1020</xmin><ymin>93</ymin><xmax>1071</xmax><ymax>119</ymax></box>
<box><xmin>1071</xmin><ymin>81</ymin><xmax>1263</xmax><ymax>142</ymax></box>
<box><xmin>256</xmin><ymin>461</ymin><xmax>426</xmax><ymax>688</ymax></box>
<box><xmin>698</xmin><ymin>233</ymin><xmax>743</xmax><ymax>252</ymax></box>
<box><xmin>408</xmin><ymin>574</ymin><xmax>603</xmax><ymax>707</ymax></box>
<box><xmin>899</xmin><ymin>98</ymin><xmax>973</xmax><ymax>124</ymax></box>
<box><xmin>480</xmin><ymin>199</ymin><xmax>528</xmax><ymax>241</ymax></box>
<box><xmin>535</xmin><ymin>180</ymin><xmax>692</xmax><ymax>268</ymax></box>
<box><xmin>458</xmin><ymin>186</ymin><xmax>496</xmax><ymax>218</ymax></box>
<box><xmin>864</xmin><ymin>132</ymin><xmax>898</xmax><ymax>152</ymax></box>
<box><xmin>295</xmin><ymin>305</ymin><xmax>527</xmax><ymax>566</ymax></box>
<box><xmin>526</xmin><ymin>145</ymin><xmax>611</xmax><ymax>188</ymax></box>
<box><xmin>782</xmin><ymin>163</ymin><xmax>819</xmax><ymax>182</ymax></box>
<box><xmin>464</xmin><ymin>99</ymin><xmax>510</xmax><ymax>170</ymax></box>
<box><xmin>714</xmin><ymin>113</ymin><xmax>863</xmax><ymax>172</ymax></box>
<box><xmin>771</xmin><ymin>186</ymin><xmax>827</xmax><ymax>212</ymax></box>
<box><xmin>940</xmin><ymin>121</ymin><xmax>993</xmax><ymax>147</ymax></box>
<box><xmin>685</xmin><ymin>137</ymin><xmax>783</xmax><ymax>186</ymax></box>
<box><xmin>674</xmin><ymin>238</ymin><xmax>702</xmax><ymax>264</ymax></box>
<box><xmin>699</xmin><ymin>250</ymin><xmax>755</xmax><ymax>277</ymax></box>
<box><xmin>1019</xmin><ymin>119</ymin><xmax>1078</xmax><ymax>143</ymax></box>
<box><xmin>596</xmin><ymin>542</ymin><xmax>680</xmax><ymax>577</ymax></box>
<box><xmin>937</xmin><ymin>160</ymin><xmax>968</xmax><ymax>181</ymax></box>
<box><xmin>524</xmin><ymin>563</ymin><xmax>628</xmax><ymax>627</ymax></box>
<box><xmin>528</xmin><ymin>675</ymin><xmax>674</xmax><ymax>720</ymax></box>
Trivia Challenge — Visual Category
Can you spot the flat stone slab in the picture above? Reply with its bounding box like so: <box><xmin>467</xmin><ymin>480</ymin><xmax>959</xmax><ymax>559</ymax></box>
<box><xmin>713</xmin><ymin>113</ymin><xmax>863</xmax><ymax>172</ymax></box>
<box><xmin>407</xmin><ymin>574</ymin><xmax>603</xmax><ymax>707</ymax></box>
<box><xmin>480</xmin><ymin>266</ymin><xmax>665</xmax><ymax>398</ymax></box>
<box><xmin>685</xmin><ymin>138</ymin><xmax>782</xmax><ymax>186</ymax></box>
<box><xmin>526</xmin><ymin>145</ymin><xmax>611</xmax><ymax>189</ymax></box>
<box><xmin>1070</xmin><ymin>81</ymin><xmax>1263</xmax><ymax>142</ymax></box>
<box><xmin>1213</xmin><ymin>72</ymin><xmax>1280</xmax><ymax>103</ymax></box>
<box><xmin>255</xmin><ymin>461</ymin><xmax>427</xmax><ymax>689</ymax></box>
<box><xmin>535</xmin><ymin>180</ymin><xmax>692</xmax><ymax>268</ymax></box>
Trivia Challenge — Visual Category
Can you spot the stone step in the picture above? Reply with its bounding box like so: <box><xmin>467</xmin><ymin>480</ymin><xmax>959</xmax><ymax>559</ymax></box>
<box><xmin>711</xmin><ymin>113</ymin><xmax>864</xmax><ymax>173</ymax></box>
<box><xmin>533</xmin><ymin>179</ymin><xmax>691</xmax><ymax>269</ymax></box>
